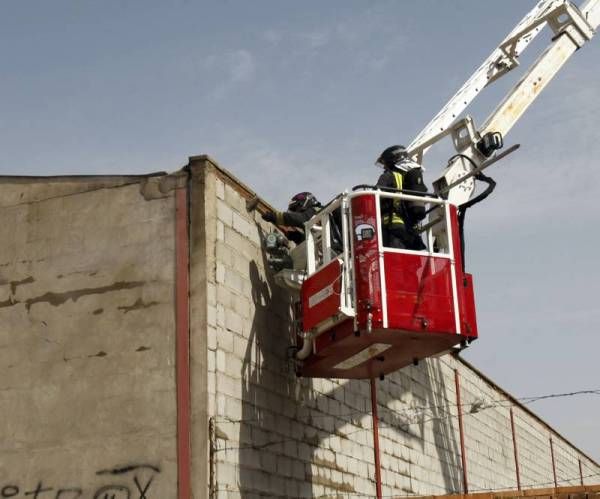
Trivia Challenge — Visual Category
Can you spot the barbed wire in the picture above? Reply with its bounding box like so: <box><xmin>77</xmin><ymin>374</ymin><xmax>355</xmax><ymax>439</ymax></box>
<box><xmin>212</xmin><ymin>387</ymin><xmax>600</xmax><ymax>428</ymax></box>
<box><xmin>212</xmin><ymin>469</ymin><xmax>600</xmax><ymax>498</ymax></box>
<box><xmin>520</xmin><ymin>389</ymin><xmax>600</xmax><ymax>404</ymax></box>
<box><xmin>213</xmin><ymin>398</ymin><xmax>595</xmax><ymax>454</ymax></box>
<box><xmin>210</xmin><ymin>384</ymin><xmax>600</xmax><ymax>485</ymax></box>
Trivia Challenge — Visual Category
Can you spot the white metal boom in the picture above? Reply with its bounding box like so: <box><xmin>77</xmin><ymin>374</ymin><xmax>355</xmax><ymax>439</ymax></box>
<box><xmin>406</xmin><ymin>0</ymin><xmax>600</xmax><ymax>206</ymax></box>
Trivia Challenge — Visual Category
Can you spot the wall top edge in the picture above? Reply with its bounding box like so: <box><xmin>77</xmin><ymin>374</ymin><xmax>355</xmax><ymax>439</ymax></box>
<box><xmin>0</xmin><ymin>171</ymin><xmax>169</xmax><ymax>184</ymax></box>
<box><xmin>187</xmin><ymin>154</ymin><xmax>275</xmax><ymax>213</ymax></box>
<box><xmin>0</xmin><ymin>169</ymin><xmax>187</xmax><ymax>207</ymax></box>
<box><xmin>455</xmin><ymin>353</ymin><xmax>600</xmax><ymax>467</ymax></box>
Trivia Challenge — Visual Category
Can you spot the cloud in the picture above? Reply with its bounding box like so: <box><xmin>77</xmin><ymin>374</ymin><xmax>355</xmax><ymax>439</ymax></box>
<box><xmin>261</xmin><ymin>27</ymin><xmax>331</xmax><ymax>53</ymax></box>
<box><xmin>300</xmin><ymin>30</ymin><xmax>330</xmax><ymax>49</ymax></box>
<box><xmin>227</xmin><ymin>50</ymin><xmax>255</xmax><ymax>83</ymax></box>
<box><xmin>206</xmin><ymin>127</ymin><xmax>350</xmax><ymax>209</ymax></box>
<box><xmin>200</xmin><ymin>49</ymin><xmax>256</xmax><ymax>101</ymax></box>
<box><xmin>262</xmin><ymin>29</ymin><xmax>282</xmax><ymax>45</ymax></box>
<box><xmin>363</xmin><ymin>54</ymin><xmax>390</xmax><ymax>72</ymax></box>
<box><xmin>257</xmin><ymin>7</ymin><xmax>406</xmax><ymax>74</ymax></box>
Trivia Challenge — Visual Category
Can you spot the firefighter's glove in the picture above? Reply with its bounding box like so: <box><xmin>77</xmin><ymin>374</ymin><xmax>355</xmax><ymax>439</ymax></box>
<box><xmin>262</xmin><ymin>211</ymin><xmax>277</xmax><ymax>224</ymax></box>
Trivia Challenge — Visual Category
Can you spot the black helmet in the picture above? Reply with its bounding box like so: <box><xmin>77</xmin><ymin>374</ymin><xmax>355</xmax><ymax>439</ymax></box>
<box><xmin>376</xmin><ymin>145</ymin><xmax>408</xmax><ymax>168</ymax></box>
<box><xmin>288</xmin><ymin>192</ymin><xmax>320</xmax><ymax>212</ymax></box>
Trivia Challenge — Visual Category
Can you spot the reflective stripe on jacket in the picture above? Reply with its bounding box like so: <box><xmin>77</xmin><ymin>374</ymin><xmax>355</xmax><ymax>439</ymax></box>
<box><xmin>382</xmin><ymin>171</ymin><xmax>405</xmax><ymax>225</ymax></box>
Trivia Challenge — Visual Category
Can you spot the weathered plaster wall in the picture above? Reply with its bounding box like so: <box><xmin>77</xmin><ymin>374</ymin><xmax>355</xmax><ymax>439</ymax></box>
<box><xmin>197</xmin><ymin>158</ymin><xmax>600</xmax><ymax>499</ymax></box>
<box><xmin>0</xmin><ymin>175</ymin><xmax>178</xmax><ymax>497</ymax></box>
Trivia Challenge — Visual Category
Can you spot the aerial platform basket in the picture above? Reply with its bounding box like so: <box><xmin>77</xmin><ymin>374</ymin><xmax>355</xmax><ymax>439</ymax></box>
<box><xmin>296</xmin><ymin>188</ymin><xmax>477</xmax><ymax>379</ymax></box>
<box><xmin>287</xmin><ymin>0</ymin><xmax>600</xmax><ymax>379</ymax></box>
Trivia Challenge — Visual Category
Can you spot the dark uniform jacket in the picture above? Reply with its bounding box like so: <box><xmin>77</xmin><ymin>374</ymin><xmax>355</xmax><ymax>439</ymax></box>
<box><xmin>376</xmin><ymin>167</ymin><xmax>427</xmax><ymax>250</ymax></box>
<box><xmin>377</xmin><ymin>169</ymin><xmax>407</xmax><ymax>226</ymax></box>
<box><xmin>275</xmin><ymin>206</ymin><xmax>320</xmax><ymax>244</ymax></box>
<box><xmin>275</xmin><ymin>206</ymin><xmax>319</xmax><ymax>228</ymax></box>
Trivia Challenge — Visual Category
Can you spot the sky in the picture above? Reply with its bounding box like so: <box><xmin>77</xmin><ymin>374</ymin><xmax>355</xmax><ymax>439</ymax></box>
<box><xmin>1</xmin><ymin>1</ymin><xmax>599</xmax><ymax>461</ymax></box>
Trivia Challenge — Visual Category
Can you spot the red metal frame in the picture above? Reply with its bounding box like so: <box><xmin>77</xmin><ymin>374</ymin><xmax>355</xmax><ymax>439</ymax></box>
<box><xmin>370</xmin><ymin>378</ymin><xmax>383</xmax><ymax>499</ymax></box>
<box><xmin>455</xmin><ymin>369</ymin><xmax>469</xmax><ymax>494</ymax></box>
<box><xmin>383</xmin><ymin>252</ymin><xmax>456</xmax><ymax>333</ymax></box>
<box><xmin>298</xmin><ymin>191</ymin><xmax>478</xmax><ymax>379</ymax></box>
<box><xmin>176</xmin><ymin>187</ymin><xmax>191</xmax><ymax>499</ymax></box>
<box><xmin>302</xmin><ymin>258</ymin><xmax>344</xmax><ymax>332</ymax></box>
<box><xmin>352</xmin><ymin>194</ymin><xmax>384</xmax><ymax>331</ymax></box>
<box><xmin>550</xmin><ymin>436</ymin><xmax>558</xmax><ymax>488</ymax></box>
<box><xmin>510</xmin><ymin>408</ymin><xmax>522</xmax><ymax>490</ymax></box>
<box><xmin>449</xmin><ymin>205</ymin><xmax>478</xmax><ymax>338</ymax></box>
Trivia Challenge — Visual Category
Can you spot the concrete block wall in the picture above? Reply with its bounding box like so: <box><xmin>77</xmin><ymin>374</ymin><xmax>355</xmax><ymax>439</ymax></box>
<box><xmin>0</xmin><ymin>175</ymin><xmax>179</xmax><ymax>497</ymax></box>
<box><xmin>1</xmin><ymin>160</ymin><xmax>598</xmax><ymax>499</ymax></box>
<box><xmin>196</xmin><ymin>158</ymin><xmax>600</xmax><ymax>498</ymax></box>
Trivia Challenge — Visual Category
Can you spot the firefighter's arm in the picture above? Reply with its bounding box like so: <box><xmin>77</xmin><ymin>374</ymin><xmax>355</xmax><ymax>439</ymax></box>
<box><xmin>261</xmin><ymin>211</ymin><xmax>304</xmax><ymax>243</ymax></box>
<box><xmin>262</xmin><ymin>210</ymin><xmax>307</xmax><ymax>228</ymax></box>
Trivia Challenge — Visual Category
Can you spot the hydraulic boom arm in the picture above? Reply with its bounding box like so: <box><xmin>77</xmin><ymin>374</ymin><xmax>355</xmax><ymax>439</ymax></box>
<box><xmin>407</xmin><ymin>0</ymin><xmax>600</xmax><ymax>206</ymax></box>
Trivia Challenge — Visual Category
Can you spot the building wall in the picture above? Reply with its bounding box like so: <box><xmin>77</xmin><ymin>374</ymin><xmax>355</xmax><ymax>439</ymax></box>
<box><xmin>196</xmin><ymin>158</ymin><xmax>600</xmax><ymax>499</ymax></box>
<box><xmin>0</xmin><ymin>175</ymin><xmax>180</xmax><ymax>498</ymax></box>
<box><xmin>1</xmin><ymin>161</ymin><xmax>598</xmax><ymax>499</ymax></box>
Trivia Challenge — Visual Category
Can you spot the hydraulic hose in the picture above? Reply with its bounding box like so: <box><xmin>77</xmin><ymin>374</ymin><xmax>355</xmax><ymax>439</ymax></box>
<box><xmin>295</xmin><ymin>332</ymin><xmax>315</xmax><ymax>360</ymax></box>
<box><xmin>457</xmin><ymin>168</ymin><xmax>496</xmax><ymax>271</ymax></box>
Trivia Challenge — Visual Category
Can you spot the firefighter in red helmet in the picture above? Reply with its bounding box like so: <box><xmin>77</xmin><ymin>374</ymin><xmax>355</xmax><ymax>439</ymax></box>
<box><xmin>262</xmin><ymin>192</ymin><xmax>322</xmax><ymax>244</ymax></box>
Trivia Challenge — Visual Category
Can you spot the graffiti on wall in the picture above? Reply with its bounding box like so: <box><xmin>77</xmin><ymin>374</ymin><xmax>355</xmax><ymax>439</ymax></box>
<box><xmin>1</xmin><ymin>464</ymin><xmax>160</xmax><ymax>499</ymax></box>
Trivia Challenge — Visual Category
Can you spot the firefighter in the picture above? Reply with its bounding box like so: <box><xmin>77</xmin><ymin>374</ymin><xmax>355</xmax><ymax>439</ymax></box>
<box><xmin>375</xmin><ymin>145</ymin><xmax>427</xmax><ymax>250</ymax></box>
<box><xmin>261</xmin><ymin>192</ymin><xmax>322</xmax><ymax>244</ymax></box>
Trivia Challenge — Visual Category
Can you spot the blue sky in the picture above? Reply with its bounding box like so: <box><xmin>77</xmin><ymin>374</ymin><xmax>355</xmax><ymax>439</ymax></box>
<box><xmin>2</xmin><ymin>1</ymin><xmax>599</xmax><ymax>461</ymax></box>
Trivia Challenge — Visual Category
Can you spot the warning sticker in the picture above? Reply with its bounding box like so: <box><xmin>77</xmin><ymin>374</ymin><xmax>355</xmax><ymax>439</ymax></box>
<box><xmin>308</xmin><ymin>284</ymin><xmax>334</xmax><ymax>308</ymax></box>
